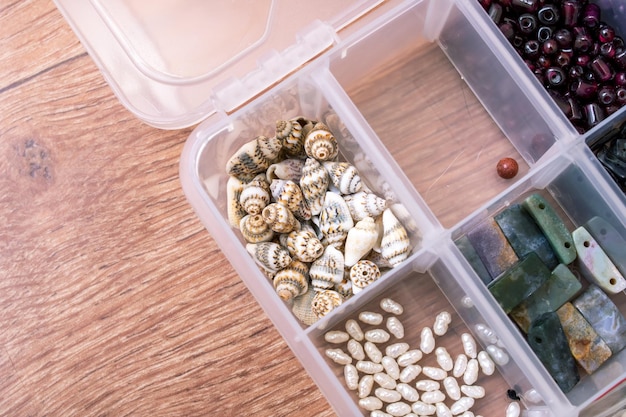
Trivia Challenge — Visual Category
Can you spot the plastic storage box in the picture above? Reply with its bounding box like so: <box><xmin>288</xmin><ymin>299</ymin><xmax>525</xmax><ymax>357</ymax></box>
<box><xmin>53</xmin><ymin>0</ymin><xmax>626</xmax><ymax>415</ymax></box>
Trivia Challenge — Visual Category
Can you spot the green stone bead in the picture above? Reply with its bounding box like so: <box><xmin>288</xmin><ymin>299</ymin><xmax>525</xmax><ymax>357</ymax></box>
<box><xmin>488</xmin><ymin>252</ymin><xmax>551</xmax><ymax>313</ymax></box>
<box><xmin>510</xmin><ymin>263</ymin><xmax>582</xmax><ymax>333</ymax></box>
<box><xmin>522</xmin><ymin>193</ymin><xmax>576</xmax><ymax>265</ymax></box>
<box><xmin>455</xmin><ymin>235</ymin><xmax>493</xmax><ymax>285</ymax></box>
<box><xmin>466</xmin><ymin>218</ymin><xmax>519</xmax><ymax>279</ymax></box>
<box><xmin>527</xmin><ymin>311</ymin><xmax>580</xmax><ymax>393</ymax></box>
<box><xmin>584</xmin><ymin>216</ymin><xmax>626</xmax><ymax>278</ymax></box>
<box><xmin>557</xmin><ymin>302</ymin><xmax>612</xmax><ymax>375</ymax></box>
<box><xmin>573</xmin><ymin>226</ymin><xmax>626</xmax><ymax>294</ymax></box>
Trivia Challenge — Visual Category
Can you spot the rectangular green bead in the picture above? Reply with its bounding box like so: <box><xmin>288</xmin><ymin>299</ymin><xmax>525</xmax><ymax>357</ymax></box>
<box><xmin>455</xmin><ymin>235</ymin><xmax>493</xmax><ymax>285</ymax></box>
<box><xmin>510</xmin><ymin>263</ymin><xmax>582</xmax><ymax>333</ymax></box>
<box><xmin>523</xmin><ymin>193</ymin><xmax>577</xmax><ymax>265</ymax></box>
<box><xmin>573</xmin><ymin>226</ymin><xmax>626</xmax><ymax>294</ymax></box>
<box><xmin>585</xmin><ymin>216</ymin><xmax>626</xmax><ymax>278</ymax></box>
<box><xmin>466</xmin><ymin>217</ymin><xmax>519</xmax><ymax>280</ymax></box>
<box><xmin>488</xmin><ymin>252</ymin><xmax>551</xmax><ymax>313</ymax></box>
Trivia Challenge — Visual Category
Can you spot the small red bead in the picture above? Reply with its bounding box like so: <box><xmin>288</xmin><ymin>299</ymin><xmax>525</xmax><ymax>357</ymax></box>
<box><xmin>497</xmin><ymin>157</ymin><xmax>519</xmax><ymax>179</ymax></box>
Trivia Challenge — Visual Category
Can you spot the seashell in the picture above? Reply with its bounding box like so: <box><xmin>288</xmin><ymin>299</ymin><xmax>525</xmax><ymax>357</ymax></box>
<box><xmin>381</xmin><ymin>356</ymin><xmax>400</xmax><ymax>380</ymax></box>
<box><xmin>345</xmin><ymin>319</ymin><xmax>364</xmax><ymax>342</ymax></box>
<box><xmin>411</xmin><ymin>401</ymin><xmax>436</xmax><ymax>416</ymax></box>
<box><xmin>386</xmin><ymin>342</ymin><xmax>410</xmax><ymax>359</ymax></box>
<box><xmin>375</xmin><ymin>387</ymin><xmax>402</xmax><ymax>403</ymax></box>
<box><xmin>380</xmin><ymin>298</ymin><xmax>404</xmax><ymax>315</ymax></box>
<box><xmin>276</xmin><ymin>119</ymin><xmax>305</xmax><ymax>157</ymax></box>
<box><xmin>319</xmin><ymin>191</ymin><xmax>354</xmax><ymax>248</ymax></box>
<box><xmin>396</xmin><ymin>383</ymin><xmax>419</xmax><ymax>402</ymax></box>
<box><xmin>240</xmin><ymin>174</ymin><xmax>270</xmax><ymax>215</ymax></box>
<box><xmin>443</xmin><ymin>376</ymin><xmax>461</xmax><ymax>401</ymax></box>
<box><xmin>291</xmin><ymin>287</ymin><xmax>318</xmax><ymax>326</ymax></box>
<box><xmin>262</xmin><ymin>202</ymin><xmax>300</xmax><ymax>234</ymax></box>
<box><xmin>350</xmin><ymin>260</ymin><xmax>381</xmax><ymax>294</ymax></box>
<box><xmin>334</xmin><ymin>278</ymin><xmax>353</xmax><ymax>299</ymax></box>
<box><xmin>246</xmin><ymin>242</ymin><xmax>291</xmax><ymax>272</ymax></box>
<box><xmin>344</xmin><ymin>216</ymin><xmax>379</xmax><ymax>267</ymax></box>
<box><xmin>270</xmin><ymin>179</ymin><xmax>311</xmax><ymax>220</ymax></box>
<box><xmin>399</xmin><ymin>364</ymin><xmax>422</xmax><ymax>383</ymax></box>
<box><xmin>304</xmin><ymin>122</ymin><xmax>338</xmax><ymax>161</ymax></box>
<box><xmin>380</xmin><ymin>208</ymin><xmax>411</xmax><ymax>266</ymax></box>
<box><xmin>344</xmin><ymin>191</ymin><xmax>387</xmax><ymax>222</ymax></box>
<box><xmin>311</xmin><ymin>289</ymin><xmax>343</xmax><ymax>318</ymax></box>
<box><xmin>299</xmin><ymin>158</ymin><xmax>329</xmax><ymax>216</ymax></box>
<box><xmin>273</xmin><ymin>260</ymin><xmax>309</xmax><ymax>301</ymax></box>
<box><xmin>239</xmin><ymin>214</ymin><xmax>274</xmax><ymax>243</ymax></box>
<box><xmin>226</xmin><ymin>135</ymin><xmax>282</xmax><ymax>181</ymax></box>
<box><xmin>358</xmin><ymin>374</ymin><xmax>374</xmax><ymax>398</ymax></box>
<box><xmin>358</xmin><ymin>396</ymin><xmax>383</xmax><ymax>412</ymax></box>
<box><xmin>266</xmin><ymin>158</ymin><xmax>305</xmax><ymax>181</ymax></box>
<box><xmin>227</xmin><ymin>176</ymin><xmax>247</xmax><ymax>229</ymax></box>
<box><xmin>373</xmin><ymin>372</ymin><xmax>397</xmax><ymax>390</ymax></box>
<box><xmin>323</xmin><ymin>161</ymin><xmax>362</xmax><ymax>195</ymax></box>
<box><xmin>309</xmin><ymin>245</ymin><xmax>344</xmax><ymax>291</ymax></box>
<box><xmin>366</xmin><ymin>250</ymin><xmax>394</xmax><ymax>269</ymax></box>
<box><xmin>324</xmin><ymin>330</ymin><xmax>349</xmax><ymax>344</ymax></box>
<box><xmin>364</xmin><ymin>341</ymin><xmax>383</xmax><ymax>363</ymax></box>
<box><xmin>347</xmin><ymin>339</ymin><xmax>365</xmax><ymax>361</ymax></box>
<box><xmin>325</xmin><ymin>348</ymin><xmax>352</xmax><ymax>365</ymax></box>
<box><xmin>285</xmin><ymin>229</ymin><xmax>324</xmax><ymax>263</ymax></box>
<box><xmin>344</xmin><ymin>364</ymin><xmax>359</xmax><ymax>390</ymax></box>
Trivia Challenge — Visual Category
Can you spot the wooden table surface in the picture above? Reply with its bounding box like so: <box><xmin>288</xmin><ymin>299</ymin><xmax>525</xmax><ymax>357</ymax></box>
<box><xmin>0</xmin><ymin>1</ymin><xmax>335</xmax><ymax>415</ymax></box>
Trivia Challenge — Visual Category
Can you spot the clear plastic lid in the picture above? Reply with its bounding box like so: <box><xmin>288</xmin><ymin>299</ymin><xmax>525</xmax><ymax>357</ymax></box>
<box><xmin>53</xmin><ymin>0</ymin><xmax>390</xmax><ymax>129</ymax></box>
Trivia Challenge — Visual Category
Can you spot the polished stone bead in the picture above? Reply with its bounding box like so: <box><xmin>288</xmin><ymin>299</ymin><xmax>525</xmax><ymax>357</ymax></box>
<box><xmin>598</xmin><ymin>147</ymin><xmax>626</xmax><ymax>184</ymax></box>
<box><xmin>467</xmin><ymin>218</ymin><xmax>519</xmax><ymax>280</ymax></box>
<box><xmin>522</xmin><ymin>194</ymin><xmax>576</xmax><ymax>265</ymax></box>
<box><xmin>572</xmin><ymin>226</ymin><xmax>626</xmax><ymax>294</ymax></box>
<box><xmin>573</xmin><ymin>284</ymin><xmax>626</xmax><ymax>354</ymax></box>
<box><xmin>456</xmin><ymin>235</ymin><xmax>493</xmax><ymax>285</ymax></box>
<box><xmin>527</xmin><ymin>311</ymin><xmax>580</xmax><ymax>393</ymax></box>
<box><xmin>494</xmin><ymin>204</ymin><xmax>558</xmax><ymax>270</ymax></box>
<box><xmin>557</xmin><ymin>302</ymin><xmax>612</xmax><ymax>374</ymax></box>
<box><xmin>584</xmin><ymin>216</ymin><xmax>626</xmax><ymax>277</ymax></box>
<box><xmin>510</xmin><ymin>263</ymin><xmax>581</xmax><ymax>333</ymax></box>
<box><xmin>488</xmin><ymin>252</ymin><xmax>551</xmax><ymax>313</ymax></box>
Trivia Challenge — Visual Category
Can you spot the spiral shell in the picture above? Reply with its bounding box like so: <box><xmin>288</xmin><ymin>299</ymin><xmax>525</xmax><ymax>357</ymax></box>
<box><xmin>350</xmin><ymin>260</ymin><xmax>381</xmax><ymax>294</ymax></box>
<box><xmin>246</xmin><ymin>242</ymin><xmax>292</xmax><ymax>273</ymax></box>
<box><xmin>311</xmin><ymin>289</ymin><xmax>343</xmax><ymax>318</ymax></box>
<box><xmin>273</xmin><ymin>260</ymin><xmax>309</xmax><ymax>301</ymax></box>
<box><xmin>292</xmin><ymin>287</ymin><xmax>318</xmax><ymax>326</ymax></box>
<box><xmin>239</xmin><ymin>214</ymin><xmax>274</xmax><ymax>243</ymax></box>
<box><xmin>266</xmin><ymin>158</ymin><xmax>305</xmax><ymax>181</ymax></box>
<box><xmin>335</xmin><ymin>278</ymin><xmax>353</xmax><ymax>299</ymax></box>
<box><xmin>344</xmin><ymin>191</ymin><xmax>387</xmax><ymax>222</ymax></box>
<box><xmin>285</xmin><ymin>229</ymin><xmax>324</xmax><ymax>263</ymax></box>
<box><xmin>276</xmin><ymin>118</ymin><xmax>306</xmax><ymax>158</ymax></box>
<box><xmin>323</xmin><ymin>161</ymin><xmax>362</xmax><ymax>195</ymax></box>
<box><xmin>270</xmin><ymin>179</ymin><xmax>311</xmax><ymax>220</ymax></box>
<box><xmin>262</xmin><ymin>202</ymin><xmax>300</xmax><ymax>234</ymax></box>
<box><xmin>344</xmin><ymin>216</ymin><xmax>379</xmax><ymax>267</ymax></box>
<box><xmin>310</xmin><ymin>245</ymin><xmax>345</xmax><ymax>291</ymax></box>
<box><xmin>304</xmin><ymin>122</ymin><xmax>338</xmax><ymax>161</ymax></box>
<box><xmin>319</xmin><ymin>191</ymin><xmax>354</xmax><ymax>248</ymax></box>
<box><xmin>240</xmin><ymin>174</ymin><xmax>271</xmax><ymax>215</ymax></box>
<box><xmin>226</xmin><ymin>135</ymin><xmax>282</xmax><ymax>181</ymax></box>
<box><xmin>300</xmin><ymin>158</ymin><xmax>329</xmax><ymax>216</ymax></box>
<box><xmin>380</xmin><ymin>208</ymin><xmax>411</xmax><ymax>266</ymax></box>
<box><xmin>227</xmin><ymin>176</ymin><xmax>247</xmax><ymax>229</ymax></box>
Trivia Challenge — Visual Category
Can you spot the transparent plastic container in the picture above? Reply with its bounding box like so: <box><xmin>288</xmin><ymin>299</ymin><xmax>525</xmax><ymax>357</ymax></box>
<box><xmin>54</xmin><ymin>0</ymin><xmax>626</xmax><ymax>415</ymax></box>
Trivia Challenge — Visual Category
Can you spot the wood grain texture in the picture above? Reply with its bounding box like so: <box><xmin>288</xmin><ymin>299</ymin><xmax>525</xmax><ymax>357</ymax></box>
<box><xmin>0</xmin><ymin>1</ymin><xmax>333</xmax><ymax>416</ymax></box>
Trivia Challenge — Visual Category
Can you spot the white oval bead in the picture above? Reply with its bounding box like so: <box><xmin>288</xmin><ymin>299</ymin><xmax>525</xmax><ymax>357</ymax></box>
<box><xmin>463</xmin><ymin>359</ymin><xmax>479</xmax><ymax>386</ymax></box>
<box><xmin>374</xmin><ymin>372</ymin><xmax>397</xmax><ymax>389</ymax></box>
<box><xmin>433</xmin><ymin>311</ymin><xmax>452</xmax><ymax>336</ymax></box>
<box><xmin>522</xmin><ymin>388</ymin><xmax>543</xmax><ymax>404</ymax></box>
<box><xmin>422</xmin><ymin>366</ymin><xmax>447</xmax><ymax>381</ymax></box>
<box><xmin>396</xmin><ymin>383</ymin><xmax>420</xmax><ymax>402</ymax></box>
<box><xmin>461</xmin><ymin>333</ymin><xmax>477</xmax><ymax>359</ymax></box>
<box><xmin>325</xmin><ymin>348</ymin><xmax>352</xmax><ymax>365</ymax></box>
<box><xmin>359</xmin><ymin>311</ymin><xmax>384</xmax><ymax>325</ymax></box>
<box><xmin>477</xmin><ymin>350</ymin><xmax>495</xmax><ymax>375</ymax></box>
<box><xmin>365</xmin><ymin>329</ymin><xmax>391</xmax><ymax>344</ymax></box>
<box><xmin>348</xmin><ymin>339</ymin><xmax>365</xmax><ymax>361</ymax></box>
<box><xmin>435</xmin><ymin>402</ymin><xmax>453</xmax><ymax>417</ymax></box>
<box><xmin>412</xmin><ymin>401</ymin><xmax>436</xmax><ymax>416</ymax></box>
<box><xmin>386</xmin><ymin>316</ymin><xmax>405</xmax><ymax>339</ymax></box>
<box><xmin>357</xmin><ymin>360</ymin><xmax>385</xmax><ymax>374</ymax></box>
<box><xmin>399</xmin><ymin>364</ymin><xmax>422</xmax><ymax>383</ymax></box>
<box><xmin>453</xmin><ymin>353</ymin><xmax>468</xmax><ymax>378</ymax></box>
<box><xmin>344</xmin><ymin>364</ymin><xmax>359</xmax><ymax>390</ymax></box>
<box><xmin>420</xmin><ymin>390</ymin><xmax>445</xmax><ymax>404</ymax></box>
<box><xmin>460</xmin><ymin>384</ymin><xmax>485</xmax><ymax>399</ymax></box>
<box><xmin>397</xmin><ymin>349</ymin><xmax>423</xmax><ymax>367</ymax></box>
<box><xmin>386</xmin><ymin>402</ymin><xmax>412</xmax><ymax>417</ymax></box>
<box><xmin>365</xmin><ymin>341</ymin><xmax>383</xmax><ymax>363</ymax></box>
<box><xmin>459</xmin><ymin>412</ymin><xmax>475</xmax><ymax>417</ymax></box>
<box><xmin>359</xmin><ymin>396</ymin><xmax>383</xmax><ymax>411</ymax></box>
<box><xmin>346</xmin><ymin>319</ymin><xmax>364</xmax><ymax>341</ymax></box>
<box><xmin>324</xmin><ymin>330</ymin><xmax>349</xmax><ymax>343</ymax></box>
<box><xmin>375</xmin><ymin>387</ymin><xmax>402</xmax><ymax>403</ymax></box>
<box><xmin>382</xmin><ymin>356</ymin><xmax>400</xmax><ymax>380</ymax></box>
<box><xmin>358</xmin><ymin>374</ymin><xmax>374</xmax><ymax>398</ymax></box>
<box><xmin>386</xmin><ymin>342</ymin><xmax>410</xmax><ymax>359</ymax></box>
<box><xmin>380</xmin><ymin>297</ymin><xmax>404</xmax><ymax>315</ymax></box>
<box><xmin>435</xmin><ymin>347</ymin><xmax>453</xmax><ymax>371</ymax></box>
<box><xmin>443</xmin><ymin>376</ymin><xmax>461</xmax><ymax>401</ymax></box>
<box><xmin>420</xmin><ymin>327</ymin><xmax>436</xmax><ymax>354</ymax></box>
<box><xmin>370</xmin><ymin>411</ymin><xmax>393</xmax><ymax>417</ymax></box>
<box><xmin>487</xmin><ymin>344</ymin><xmax>509</xmax><ymax>366</ymax></box>
<box><xmin>474</xmin><ymin>323</ymin><xmax>498</xmax><ymax>344</ymax></box>
<box><xmin>415</xmin><ymin>379</ymin><xmax>440</xmax><ymax>392</ymax></box>
<box><xmin>450</xmin><ymin>397</ymin><xmax>474</xmax><ymax>415</ymax></box>
<box><xmin>505</xmin><ymin>401</ymin><xmax>521</xmax><ymax>417</ymax></box>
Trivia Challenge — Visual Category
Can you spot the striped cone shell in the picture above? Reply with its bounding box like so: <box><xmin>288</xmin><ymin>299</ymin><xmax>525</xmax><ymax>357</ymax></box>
<box><xmin>226</xmin><ymin>135</ymin><xmax>282</xmax><ymax>181</ymax></box>
<box><xmin>334</xmin><ymin>278</ymin><xmax>353</xmax><ymax>299</ymax></box>
<box><xmin>285</xmin><ymin>229</ymin><xmax>324</xmax><ymax>263</ymax></box>
<box><xmin>273</xmin><ymin>260</ymin><xmax>309</xmax><ymax>301</ymax></box>
<box><xmin>311</xmin><ymin>289</ymin><xmax>343</xmax><ymax>318</ymax></box>
<box><xmin>319</xmin><ymin>191</ymin><xmax>354</xmax><ymax>248</ymax></box>
<box><xmin>240</xmin><ymin>174</ymin><xmax>271</xmax><ymax>215</ymax></box>
<box><xmin>276</xmin><ymin>119</ymin><xmax>305</xmax><ymax>158</ymax></box>
<box><xmin>239</xmin><ymin>214</ymin><xmax>274</xmax><ymax>243</ymax></box>
<box><xmin>304</xmin><ymin>122</ymin><xmax>338</xmax><ymax>162</ymax></box>
<box><xmin>270</xmin><ymin>179</ymin><xmax>311</xmax><ymax>220</ymax></box>
<box><xmin>262</xmin><ymin>202</ymin><xmax>300</xmax><ymax>234</ymax></box>
<box><xmin>310</xmin><ymin>245</ymin><xmax>345</xmax><ymax>291</ymax></box>
<box><xmin>227</xmin><ymin>176</ymin><xmax>247</xmax><ymax>229</ymax></box>
<box><xmin>343</xmin><ymin>191</ymin><xmax>387</xmax><ymax>222</ymax></box>
<box><xmin>323</xmin><ymin>161</ymin><xmax>362</xmax><ymax>195</ymax></box>
<box><xmin>266</xmin><ymin>158</ymin><xmax>305</xmax><ymax>181</ymax></box>
<box><xmin>350</xmin><ymin>260</ymin><xmax>381</xmax><ymax>294</ymax></box>
<box><xmin>380</xmin><ymin>208</ymin><xmax>411</xmax><ymax>266</ymax></box>
<box><xmin>292</xmin><ymin>287</ymin><xmax>318</xmax><ymax>326</ymax></box>
<box><xmin>344</xmin><ymin>216</ymin><xmax>379</xmax><ymax>267</ymax></box>
<box><xmin>246</xmin><ymin>242</ymin><xmax>292</xmax><ymax>273</ymax></box>
<box><xmin>300</xmin><ymin>157</ymin><xmax>329</xmax><ymax>216</ymax></box>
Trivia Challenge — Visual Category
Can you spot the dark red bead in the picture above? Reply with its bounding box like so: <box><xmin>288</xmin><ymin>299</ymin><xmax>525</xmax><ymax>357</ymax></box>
<box><xmin>616</xmin><ymin>72</ymin><xmax>626</xmax><ymax>86</ymax></box>
<box><xmin>496</xmin><ymin>157</ymin><xmax>519</xmax><ymax>179</ymax></box>
<box><xmin>613</xmin><ymin>37</ymin><xmax>625</xmax><ymax>51</ymax></box>
<box><xmin>570</xmin><ymin>78</ymin><xmax>598</xmax><ymax>99</ymax></box>
<box><xmin>519</xmin><ymin>13</ymin><xmax>537</xmax><ymax>35</ymax></box>
<box><xmin>537</xmin><ymin>26</ymin><xmax>553</xmax><ymax>43</ymax></box>
<box><xmin>542</xmin><ymin>39</ymin><xmax>559</xmax><ymax>55</ymax></box>
<box><xmin>576</xmin><ymin>54</ymin><xmax>592</xmax><ymax>67</ymax></box>
<box><xmin>500</xmin><ymin>21</ymin><xmax>516</xmax><ymax>40</ymax></box>
<box><xmin>546</xmin><ymin>67</ymin><xmax>567</xmax><ymax>88</ymax></box>
<box><xmin>615</xmin><ymin>50</ymin><xmax>626</xmax><ymax>69</ymax></box>
<box><xmin>584</xmin><ymin>103</ymin><xmax>605</xmax><ymax>128</ymax></box>
<box><xmin>538</xmin><ymin>4</ymin><xmax>560</xmax><ymax>25</ymax></box>
<box><xmin>556</xmin><ymin>49</ymin><xmax>574</xmax><ymax>67</ymax></box>
<box><xmin>562</xmin><ymin>1</ymin><xmax>581</xmax><ymax>27</ymax></box>
<box><xmin>590</xmin><ymin>56</ymin><xmax>615</xmax><ymax>82</ymax></box>
<box><xmin>555</xmin><ymin>29</ymin><xmax>573</xmax><ymax>48</ymax></box>
<box><xmin>599</xmin><ymin>25</ymin><xmax>616</xmax><ymax>43</ymax></box>
<box><xmin>569</xmin><ymin>65</ymin><xmax>584</xmax><ymax>79</ymax></box>
<box><xmin>489</xmin><ymin>3</ymin><xmax>504</xmax><ymax>24</ymax></box>
<box><xmin>598</xmin><ymin>85</ymin><xmax>617</xmax><ymax>105</ymax></box>
<box><xmin>616</xmin><ymin>87</ymin><xmax>626</xmax><ymax>104</ymax></box>
<box><xmin>600</xmin><ymin>42</ymin><xmax>617</xmax><ymax>58</ymax></box>
<box><xmin>536</xmin><ymin>55</ymin><xmax>552</xmax><ymax>69</ymax></box>
<box><xmin>479</xmin><ymin>0</ymin><xmax>493</xmax><ymax>11</ymax></box>
<box><xmin>524</xmin><ymin>40</ymin><xmax>541</xmax><ymax>59</ymax></box>
<box><xmin>512</xmin><ymin>0</ymin><xmax>538</xmax><ymax>12</ymax></box>
<box><xmin>582</xmin><ymin>3</ymin><xmax>601</xmax><ymax>29</ymax></box>
<box><xmin>574</xmin><ymin>33</ymin><xmax>594</xmax><ymax>53</ymax></box>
